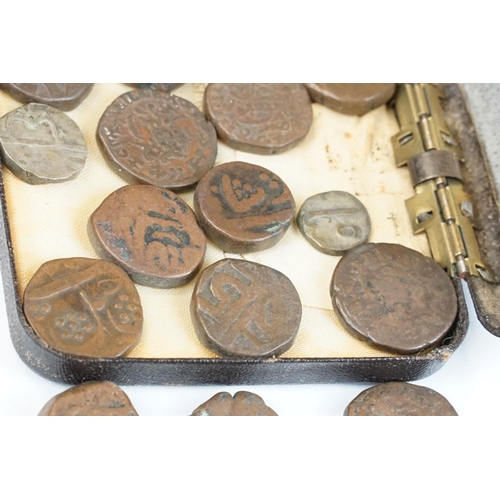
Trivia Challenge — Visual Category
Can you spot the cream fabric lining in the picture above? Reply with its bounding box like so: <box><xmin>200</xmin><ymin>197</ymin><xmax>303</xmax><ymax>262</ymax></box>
<box><xmin>1</xmin><ymin>83</ymin><xmax>430</xmax><ymax>359</ymax></box>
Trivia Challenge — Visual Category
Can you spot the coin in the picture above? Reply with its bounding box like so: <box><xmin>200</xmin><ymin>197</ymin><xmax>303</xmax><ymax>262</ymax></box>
<box><xmin>38</xmin><ymin>381</ymin><xmax>139</xmax><ymax>416</ymax></box>
<box><xmin>24</xmin><ymin>258</ymin><xmax>143</xmax><ymax>357</ymax></box>
<box><xmin>204</xmin><ymin>83</ymin><xmax>313</xmax><ymax>154</ymax></box>
<box><xmin>304</xmin><ymin>83</ymin><xmax>396</xmax><ymax>116</ymax></box>
<box><xmin>131</xmin><ymin>83</ymin><xmax>183</xmax><ymax>92</ymax></box>
<box><xmin>194</xmin><ymin>161</ymin><xmax>295</xmax><ymax>253</ymax></box>
<box><xmin>0</xmin><ymin>103</ymin><xmax>87</xmax><ymax>184</ymax></box>
<box><xmin>192</xmin><ymin>391</ymin><xmax>278</xmax><ymax>416</ymax></box>
<box><xmin>97</xmin><ymin>89</ymin><xmax>217</xmax><ymax>190</ymax></box>
<box><xmin>89</xmin><ymin>185</ymin><xmax>206</xmax><ymax>288</ymax></box>
<box><xmin>191</xmin><ymin>258</ymin><xmax>301</xmax><ymax>358</ymax></box>
<box><xmin>330</xmin><ymin>243</ymin><xmax>457</xmax><ymax>354</ymax></box>
<box><xmin>0</xmin><ymin>83</ymin><xmax>94</xmax><ymax>111</ymax></box>
<box><xmin>297</xmin><ymin>191</ymin><xmax>371</xmax><ymax>255</ymax></box>
<box><xmin>344</xmin><ymin>382</ymin><xmax>458</xmax><ymax>416</ymax></box>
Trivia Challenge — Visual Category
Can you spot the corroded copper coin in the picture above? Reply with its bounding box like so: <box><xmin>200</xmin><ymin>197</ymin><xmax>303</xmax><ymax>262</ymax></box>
<box><xmin>97</xmin><ymin>89</ymin><xmax>217</xmax><ymax>190</ymax></box>
<box><xmin>304</xmin><ymin>83</ymin><xmax>396</xmax><ymax>116</ymax></box>
<box><xmin>38</xmin><ymin>381</ymin><xmax>139</xmax><ymax>416</ymax></box>
<box><xmin>131</xmin><ymin>83</ymin><xmax>183</xmax><ymax>92</ymax></box>
<box><xmin>89</xmin><ymin>185</ymin><xmax>206</xmax><ymax>288</ymax></box>
<box><xmin>330</xmin><ymin>243</ymin><xmax>457</xmax><ymax>354</ymax></box>
<box><xmin>192</xmin><ymin>391</ymin><xmax>278</xmax><ymax>416</ymax></box>
<box><xmin>344</xmin><ymin>382</ymin><xmax>458</xmax><ymax>416</ymax></box>
<box><xmin>194</xmin><ymin>161</ymin><xmax>295</xmax><ymax>253</ymax></box>
<box><xmin>0</xmin><ymin>83</ymin><xmax>94</xmax><ymax>111</ymax></box>
<box><xmin>24</xmin><ymin>258</ymin><xmax>143</xmax><ymax>357</ymax></box>
<box><xmin>191</xmin><ymin>259</ymin><xmax>301</xmax><ymax>358</ymax></box>
<box><xmin>204</xmin><ymin>83</ymin><xmax>313</xmax><ymax>154</ymax></box>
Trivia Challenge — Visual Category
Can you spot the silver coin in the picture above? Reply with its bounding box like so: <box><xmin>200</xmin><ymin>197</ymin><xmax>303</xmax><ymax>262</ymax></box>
<box><xmin>297</xmin><ymin>191</ymin><xmax>371</xmax><ymax>255</ymax></box>
<box><xmin>0</xmin><ymin>103</ymin><xmax>87</xmax><ymax>184</ymax></box>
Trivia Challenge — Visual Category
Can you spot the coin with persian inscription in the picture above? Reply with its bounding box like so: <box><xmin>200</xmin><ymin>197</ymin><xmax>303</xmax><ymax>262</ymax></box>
<box><xmin>89</xmin><ymin>185</ymin><xmax>206</xmax><ymax>288</ymax></box>
<box><xmin>24</xmin><ymin>258</ymin><xmax>143</xmax><ymax>358</ymax></box>
<box><xmin>97</xmin><ymin>89</ymin><xmax>217</xmax><ymax>190</ymax></box>
<box><xmin>0</xmin><ymin>103</ymin><xmax>87</xmax><ymax>184</ymax></box>
<box><xmin>204</xmin><ymin>83</ymin><xmax>313</xmax><ymax>154</ymax></box>
<box><xmin>0</xmin><ymin>83</ymin><xmax>94</xmax><ymax>111</ymax></box>
<box><xmin>192</xmin><ymin>391</ymin><xmax>278</xmax><ymax>416</ymax></box>
<box><xmin>194</xmin><ymin>161</ymin><xmax>295</xmax><ymax>253</ymax></box>
<box><xmin>131</xmin><ymin>83</ymin><xmax>183</xmax><ymax>92</ymax></box>
<box><xmin>191</xmin><ymin>259</ymin><xmax>301</xmax><ymax>358</ymax></box>
<box><xmin>330</xmin><ymin>243</ymin><xmax>457</xmax><ymax>354</ymax></box>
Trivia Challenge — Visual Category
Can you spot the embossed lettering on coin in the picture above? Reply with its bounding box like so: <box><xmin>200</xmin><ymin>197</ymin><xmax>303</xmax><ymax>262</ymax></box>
<box><xmin>24</xmin><ymin>258</ymin><xmax>143</xmax><ymax>357</ymax></box>
<box><xmin>192</xmin><ymin>391</ymin><xmax>278</xmax><ymax>416</ymax></box>
<box><xmin>191</xmin><ymin>259</ymin><xmax>301</xmax><ymax>358</ymax></box>
<box><xmin>204</xmin><ymin>83</ymin><xmax>313</xmax><ymax>154</ymax></box>
<box><xmin>194</xmin><ymin>161</ymin><xmax>295</xmax><ymax>253</ymax></box>
<box><xmin>330</xmin><ymin>243</ymin><xmax>457</xmax><ymax>354</ymax></box>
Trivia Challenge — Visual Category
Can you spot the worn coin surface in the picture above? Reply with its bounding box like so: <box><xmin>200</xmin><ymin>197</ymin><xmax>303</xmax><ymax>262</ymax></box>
<box><xmin>24</xmin><ymin>258</ymin><xmax>143</xmax><ymax>357</ymax></box>
<box><xmin>194</xmin><ymin>161</ymin><xmax>295</xmax><ymax>253</ymax></box>
<box><xmin>0</xmin><ymin>83</ymin><xmax>94</xmax><ymax>111</ymax></box>
<box><xmin>344</xmin><ymin>382</ymin><xmax>458</xmax><ymax>416</ymax></box>
<box><xmin>131</xmin><ymin>83</ymin><xmax>183</xmax><ymax>92</ymax></box>
<box><xmin>38</xmin><ymin>381</ymin><xmax>139</xmax><ymax>416</ymax></box>
<box><xmin>97</xmin><ymin>89</ymin><xmax>217</xmax><ymax>190</ymax></box>
<box><xmin>297</xmin><ymin>191</ymin><xmax>371</xmax><ymax>255</ymax></box>
<box><xmin>191</xmin><ymin>259</ymin><xmax>302</xmax><ymax>358</ymax></box>
<box><xmin>192</xmin><ymin>391</ymin><xmax>278</xmax><ymax>416</ymax></box>
<box><xmin>304</xmin><ymin>83</ymin><xmax>396</xmax><ymax>116</ymax></box>
<box><xmin>330</xmin><ymin>243</ymin><xmax>457</xmax><ymax>354</ymax></box>
<box><xmin>89</xmin><ymin>185</ymin><xmax>206</xmax><ymax>288</ymax></box>
<box><xmin>0</xmin><ymin>103</ymin><xmax>87</xmax><ymax>184</ymax></box>
<box><xmin>204</xmin><ymin>83</ymin><xmax>313</xmax><ymax>154</ymax></box>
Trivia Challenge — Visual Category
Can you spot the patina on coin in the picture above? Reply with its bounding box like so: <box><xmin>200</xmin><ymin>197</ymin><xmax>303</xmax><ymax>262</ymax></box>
<box><xmin>297</xmin><ymin>191</ymin><xmax>371</xmax><ymax>255</ymax></box>
<box><xmin>192</xmin><ymin>391</ymin><xmax>278</xmax><ymax>416</ymax></box>
<box><xmin>204</xmin><ymin>83</ymin><xmax>313</xmax><ymax>154</ymax></box>
<box><xmin>194</xmin><ymin>161</ymin><xmax>295</xmax><ymax>253</ymax></box>
<box><xmin>0</xmin><ymin>83</ymin><xmax>94</xmax><ymax>111</ymax></box>
<box><xmin>304</xmin><ymin>83</ymin><xmax>396</xmax><ymax>116</ymax></box>
<box><xmin>330</xmin><ymin>243</ymin><xmax>457</xmax><ymax>354</ymax></box>
<box><xmin>38</xmin><ymin>381</ymin><xmax>139</xmax><ymax>416</ymax></box>
<box><xmin>89</xmin><ymin>185</ymin><xmax>206</xmax><ymax>288</ymax></box>
<box><xmin>191</xmin><ymin>259</ymin><xmax>301</xmax><ymax>358</ymax></box>
<box><xmin>131</xmin><ymin>83</ymin><xmax>183</xmax><ymax>92</ymax></box>
<box><xmin>97</xmin><ymin>89</ymin><xmax>217</xmax><ymax>190</ymax></box>
<box><xmin>0</xmin><ymin>103</ymin><xmax>87</xmax><ymax>184</ymax></box>
<box><xmin>24</xmin><ymin>258</ymin><xmax>143</xmax><ymax>357</ymax></box>
<box><xmin>344</xmin><ymin>382</ymin><xmax>458</xmax><ymax>416</ymax></box>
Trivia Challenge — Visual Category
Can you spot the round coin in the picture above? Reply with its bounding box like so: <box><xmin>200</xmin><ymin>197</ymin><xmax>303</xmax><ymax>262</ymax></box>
<box><xmin>304</xmin><ymin>83</ymin><xmax>396</xmax><ymax>116</ymax></box>
<box><xmin>97</xmin><ymin>89</ymin><xmax>217</xmax><ymax>190</ymax></box>
<box><xmin>191</xmin><ymin>259</ymin><xmax>302</xmax><ymax>358</ymax></box>
<box><xmin>330</xmin><ymin>243</ymin><xmax>458</xmax><ymax>354</ymax></box>
<box><xmin>194</xmin><ymin>161</ymin><xmax>295</xmax><ymax>253</ymax></box>
<box><xmin>344</xmin><ymin>382</ymin><xmax>458</xmax><ymax>416</ymax></box>
<box><xmin>0</xmin><ymin>103</ymin><xmax>87</xmax><ymax>184</ymax></box>
<box><xmin>204</xmin><ymin>83</ymin><xmax>313</xmax><ymax>154</ymax></box>
<box><xmin>89</xmin><ymin>185</ymin><xmax>206</xmax><ymax>288</ymax></box>
<box><xmin>297</xmin><ymin>191</ymin><xmax>371</xmax><ymax>255</ymax></box>
<box><xmin>192</xmin><ymin>391</ymin><xmax>278</xmax><ymax>416</ymax></box>
<box><xmin>24</xmin><ymin>258</ymin><xmax>143</xmax><ymax>358</ymax></box>
<box><xmin>131</xmin><ymin>83</ymin><xmax>183</xmax><ymax>92</ymax></box>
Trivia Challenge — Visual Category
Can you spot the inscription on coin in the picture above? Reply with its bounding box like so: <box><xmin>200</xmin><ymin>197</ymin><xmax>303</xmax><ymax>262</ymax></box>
<box><xmin>191</xmin><ymin>259</ymin><xmax>301</xmax><ymax>358</ymax></box>
<box><xmin>330</xmin><ymin>243</ymin><xmax>458</xmax><ymax>354</ymax></box>
<box><xmin>194</xmin><ymin>161</ymin><xmax>295</xmax><ymax>253</ymax></box>
<box><xmin>204</xmin><ymin>83</ymin><xmax>313</xmax><ymax>154</ymax></box>
<box><xmin>97</xmin><ymin>89</ymin><xmax>217</xmax><ymax>190</ymax></box>
<box><xmin>192</xmin><ymin>391</ymin><xmax>278</xmax><ymax>416</ymax></box>
<box><xmin>24</xmin><ymin>258</ymin><xmax>143</xmax><ymax>357</ymax></box>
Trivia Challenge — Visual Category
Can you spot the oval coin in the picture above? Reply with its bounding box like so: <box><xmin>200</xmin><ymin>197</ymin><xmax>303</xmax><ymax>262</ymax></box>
<box><xmin>192</xmin><ymin>391</ymin><xmax>278</xmax><ymax>416</ymax></box>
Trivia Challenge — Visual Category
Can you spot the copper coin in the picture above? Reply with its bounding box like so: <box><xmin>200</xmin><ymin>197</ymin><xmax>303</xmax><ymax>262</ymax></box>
<box><xmin>194</xmin><ymin>161</ymin><xmax>295</xmax><ymax>253</ymax></box>
<box><xmin>330</xmin><ymin>243</ymin><xmax>457</xmax><ymax>354</ymax></box>
<box><xmin>24</xmin><ymin>258</ymin><xmax>143</xmax><ymax>357</ymax></box>
<box><xmin>304</xmin><ymin>83</ymin><xmax>396</xmax><ymax>116</ymax></box>
<box><xmin>204</xmin><ymin>83</ymin><xmax>313</xmax><ymax>154</ymax></box>
<box><xmin>344</xmin><ymin>382</ymin><xmax>458</xmax><ymax>416</ymax></box>
<box><xmin>191</xmin><ymin>258</ymin><xmax>301</xmax><ymax>358</ymax></box>
<box><xmin>192</xmin><ymin>391</ymin><xmax>278</xmax><ymax>416</ymax></box>
<box><xmin>97</xmin><ymin>89</ymin><xmax>217</xmax><ymax>190</ymax></box>
<box><xmin>89</xmin><ymin>185</ymin><xmax>206</xmax><ymax>288</ymax></box>
<box><xmin>131</xmin><ymin>83</ymin><xmax>183</xmax><ymax>92</ymax></box>
<box><xmin>0</xmin><ymin>83</ymin><xmax>94</xmax><ymax>111</ymax></box>
<box><xmin>38</xmin><ymin>381</ymin><xmax>139</xmax><ymax>416</ymax></box>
